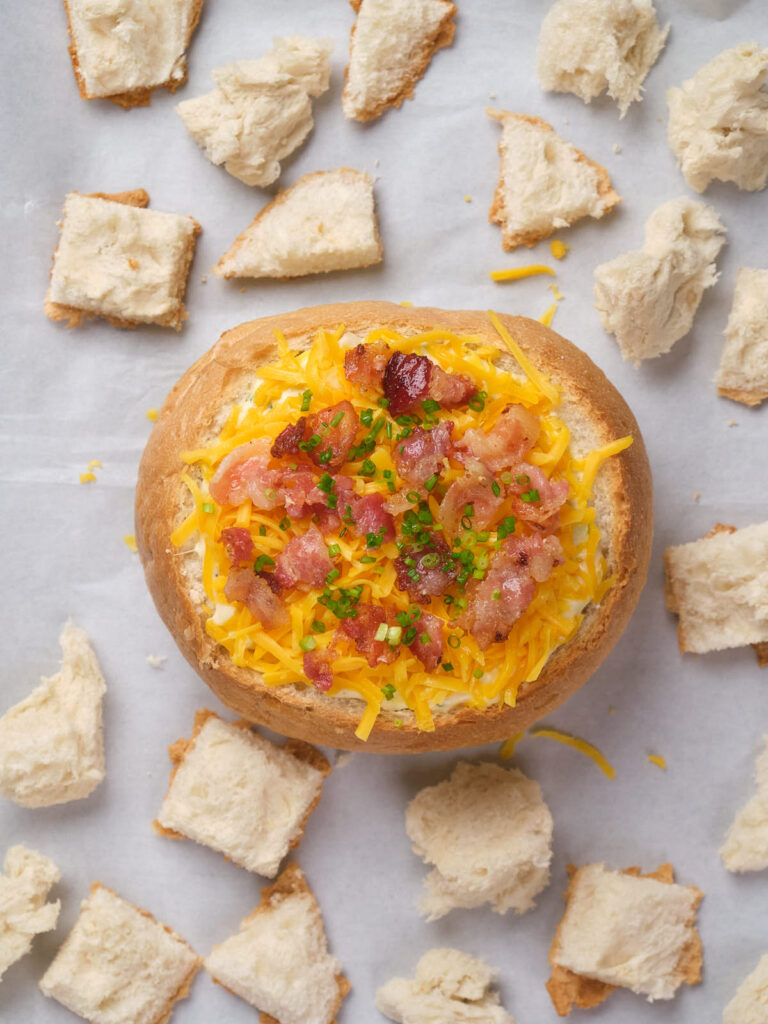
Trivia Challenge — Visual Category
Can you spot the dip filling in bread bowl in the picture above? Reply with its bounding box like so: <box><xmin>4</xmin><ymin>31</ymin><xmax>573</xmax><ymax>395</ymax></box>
<box><xmin>136</xmin><ymin>303</ymin><xmax>651</xmax><ymax>752</ymax></box>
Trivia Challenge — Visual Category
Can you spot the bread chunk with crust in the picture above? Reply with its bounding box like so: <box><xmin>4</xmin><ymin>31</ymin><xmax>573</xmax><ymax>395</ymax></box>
<box><xmin>721</xmin><ymin>736</ymin><xmax>768</xmax><ymax>873</ymax></box>
<box><xmin>724</xmin><ymin>954</ymin><xmax>768</xmax><ymax>1024</ymax></box>
<box><xmin>0</xmin><ymin>846</ymin><xmax>61</xmax><ymax>981</ymax></box>
<box><xmin>717</xmin><ymin>268</ymin><xmax>768</xmax><ymax>407</ymax></box>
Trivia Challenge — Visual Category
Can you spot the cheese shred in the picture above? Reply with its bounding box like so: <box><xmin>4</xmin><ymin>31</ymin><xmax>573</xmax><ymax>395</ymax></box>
<box><xmin>648</xmin><ymin>754</ymin><xmax>667</xmax><ymax>771</ymax></box>
<box><xmin>490</xmin><ymin>264</ymin><xmax>555</xmax><ymax>282</ymax></box>
<box><xmin>530</xmin><ymin>727</ymin><xmax>616</xmax><ymax>779</ymax></box>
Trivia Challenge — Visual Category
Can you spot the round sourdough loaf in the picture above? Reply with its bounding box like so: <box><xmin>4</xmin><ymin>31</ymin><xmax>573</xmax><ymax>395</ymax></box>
<box><xmin>135</xmin><ymin>302</ymin><xmax>652</xmax><ymax>752</ymax></box>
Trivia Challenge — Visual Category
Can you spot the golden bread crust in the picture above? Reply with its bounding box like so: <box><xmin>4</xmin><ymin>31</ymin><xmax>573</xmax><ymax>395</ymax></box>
<box><xmin>135</xmin><ymin>301</ymin><xmax>652</xmax><ymax>753</ymax></box>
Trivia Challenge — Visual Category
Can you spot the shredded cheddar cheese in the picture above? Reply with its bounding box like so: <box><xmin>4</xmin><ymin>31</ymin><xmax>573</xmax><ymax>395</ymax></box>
<box><xmin>79</xmin><ymin>472</ymin><xmax>96</xmax><ymax>484</ymax></box>
<box><xmin>174</xmin><ymin>315</ymin><xmax>632</xmax><ymax>741</ymax></box>
<box><xmin>500</xmin><ymin>732</ymin><xmax>524</xmax><ymax>759</ymax></box>
<box><xmin>549</xmin><ymin>282</ymin><xmax>564</xmax><ymax>302</ymax></box>
<box><xmin>550</xmin><ymin>240</ymin><xmax>570</xmax><ymax>260</ymax></box>
<box><xmin>490</xmin><ymin>265</ymin><xmax>555</xmax><ymax>282</ymax></box>
<box><xmin>530</xmin><ymin>727</ymin><xmax>616</xmax><ymax>779</ymax></box>
<box><xmin>88</xmin><ymin>460</ymin><xmax>102</xmax><ymax>471</ymax></box>
<box><xmin>648</xmin><ymin>754</ymin><xmax>667</xmax><ymax>771</ymax></box>
<box><xmin>146</xmin><ymin>408</ymin><xmax>159</xmax><ymax>423</ymax></box>
<box><xmin>123</xmin><ymin>534</ymin><xmax>138</xmax><ymax>552</ymax></box>
<box><xmin>539</xmin><ymin>303</ymin><xmax>558</xmax><ymax>327</ymax></box>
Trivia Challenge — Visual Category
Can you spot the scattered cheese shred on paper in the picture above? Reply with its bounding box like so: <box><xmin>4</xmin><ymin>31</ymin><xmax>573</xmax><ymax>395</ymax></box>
<box><xmin>530</xmin><ymin>727</ymin><xmax>616</xmax><ymax>779</ymax></box>
<box><xmin>123</xmin><ymin>534</ymin><xmax>138</xmax><ymax>553</ymax></box>
<box><xmin>549</xmin><ymin>239</ymin><xmax>570</xmax><ymax>260</ymax></box>
<box><xmin>549</xmin><ymin>282</ymin><xmax>564</xmax><ymax>301</ymax></box>
<box><xmin>499</xmin><ymin>732</ymin><xmax>525</xmax><ymax>759</ymax></box>
<box><xmin>539</xmin><ymin>303</ymin><xmax>558</xmax><ymax>327</ymax></box>
<box><xmin>146</xmin><ymin>408</ymin><xmax>159</xmax><ymax>423</ymax></box>
<box><xmin>648</xmin><ymin>754</ymin><xmax>667</xmax><ymax>771</ymax></box>
<box><xmin>490</xmin><ymin>264</ymin><xmax>555</xmax><ymax>282</ymax></box>
<box><xmin>79</xmin><ymin>472</ymin><xmax>96</xmax><ymax>484</ymax></box>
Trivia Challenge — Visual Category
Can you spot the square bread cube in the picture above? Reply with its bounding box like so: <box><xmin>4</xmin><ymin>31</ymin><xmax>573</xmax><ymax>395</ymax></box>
<box><xmin>45</xmin><ymin>191</ymin><xmax>200</xmax><ymax>330</ymax></box>
<box><xmin>39</xmin><ymin>883</ymin><xmax>200</xmax><ymax>1024</ymax></box>
<box><xmin>547</xmin><ymin>863</ymin><xmax>702</xmax><ymax>1014</ymax></box>
<box><xmin>154</xmin><ymin>710</ymin><xmax>330</xmax><ymax>877</ymax></box>
<box><xmin>0</xmin><ymin>845</ymin><xmax>61</xmax><ymax>981</ymax></box>
<box><xmin>665</xmin><ymin>521</ymin><xmax>768</xmax><ymax>654</ymax></box>
<box><xmin>205</xmin><ymin>863</ymin><xmax>348</xmax><ymax>1024</ymax></box>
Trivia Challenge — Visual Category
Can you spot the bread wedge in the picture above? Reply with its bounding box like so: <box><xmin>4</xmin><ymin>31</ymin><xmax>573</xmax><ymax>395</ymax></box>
<box><xmin>0</xmin><ymin>846</ymin><xmax>61</xmax><ymax>982</ymax></box>
<box><xmin>724</xmin><ymin>954</ymin><xmax>768</xmax><ymax>1023</ymax></box>
<box><xmin>720</xmin><ymin>736</ymin><xmax>768</xmax><ymax>873</ymax></box>
<box><xmin>717</xmin><ymin>268</ymin><xmax>768</xmax><ymax>407</ymax></box>
<box><xmin>213</xmin><ymin>168</ymin><xmax>382</xmax><ymax>280</ymax></box>
<box><xmin>205</xmin><ymin>863</ymin><xmax>349</xmax><ymax>1024</ymax></box>
<box><xmin>547</xmin><ymin>862</ymin><xmax>703</xmax><ymax>1015</ymax></box>
<box><xmin>342</xmin><ymin>0</ymin><xmax>456</xmax><ymax>122</ymax></box>
<box><xmin>488</xmin><ymin>111</ymin><xmax>620</xmax><ymax>250</ymax></box>
<box><xmin>135</xmin><ymin>302</ymin><xmax>652</xmax><ymax>753</ymax></box>
<box><xmin>63</xmin><ymin>0</ymin><xmax>204</xmax><ymax>108</ymax></box>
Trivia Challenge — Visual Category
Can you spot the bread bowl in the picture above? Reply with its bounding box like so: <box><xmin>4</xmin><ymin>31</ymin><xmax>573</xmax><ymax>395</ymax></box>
<box><xmin>135</xmin><ymin>301</ymin><xmax>652</xmax><ymax>752</ymax></box>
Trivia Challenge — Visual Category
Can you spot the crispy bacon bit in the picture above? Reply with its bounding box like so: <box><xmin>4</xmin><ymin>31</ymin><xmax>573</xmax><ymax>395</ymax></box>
<box><xmin>395</xmin><ymin>422</ymin><xmax>454</xmax><ymax>486</ymax></box>
<box><xmin>209</xmin><ymin>438</ymin><xmax>283</xmax><ymax>508</ymax></box>
<box><xmin>508</xmin><ymin>464</ymin><xmax>569</xmax><ymax>524</ymax></box>
<box><xmin>458</xmin><ymin>534</ymin><xmax>563</xmax><ymax>649</ymax></box>
<box><xmin>440</xmin><ymin>473</ymin><xmax>505</xmax><ymax>534</ymax></box>
<box><xmin>270</xmin><ymin>417</ymin><xmax>306</xmax><ymax>459</ymax></box>
<box><xmin>409</xmin><ymin>612</ymin><xmax>443</xmax><ymax>671</ymax></box>
<box><xmin>305</xmin><ymin>401</ymin><xmax>358</xmax><ymax>470</ymax></box>
<box><xmin>337</xmin><ymin>606</ymin><xmax>397</xmax><ymax>667</ymax></box>
<box><xmin>224</xmin><ymin>567</ymin><xmax>289</xmax><ymax>629</ymax></box>
<box><xmin>394</xmin><ymin>535</ymin><xmax>458</xmax><ymax>604</ymax></box>
<box><xmin>303</xmin><ymin>647</ymin><xmax>333</xmax><ymax>692</ymax></box>
<box><xmin>351</xmin><ymin>493</ymin><xmax>395</xmax><ymax>545</ymax></box>
<box><xmin>343</xmin><ymin>340</ymin><xmax>391</xmax><ymax>390</ymax></box>
<box><xmin>457</xmin><ymin>405</ymin><xmax>540</xmax><ymax>472</ymax></box>
<box><xmin>383</xmin><ymin>351</ymin><xmax>476</xmax><ymax>416</ymax></box>
<box><xmin>221</xmin><ymin>526</ymin><xmax>255</xmax><ymax>565</ymax></box>
<box><xmin>274</xmin><ymin>524</ymin><xmax>332</xmax><ymax>590</ymax></box>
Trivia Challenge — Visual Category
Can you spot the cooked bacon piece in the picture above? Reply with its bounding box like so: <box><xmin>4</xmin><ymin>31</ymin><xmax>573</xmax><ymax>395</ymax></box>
<box><xmin>394</xmin><ymin>535</ymin><xmax>458</xmax><ymax>604</ymax></box>
<box><xmin>439</xmin><ymin>473</ymin><xmax>505</xmax><ymax>534</ymax></box>
<box><xmin>384</xmin><ymin>489</ymin><xmax>422</xmax><ymax>515</ymax></box>
<box><xmin>209</xmin><ymin>438</ymin><xmax>283</xmax><ymax>509</ymax></box>
<box><xmin>343</xmin><ymin>340</ymin><xmax>391</xmax><ymax>390</ymax></box>
<box><xmin>395</xmin><ymin>422</ymin><xmax>454</xmax><ymax>486</ymax></box>
<box><xmin>274</xmin><ymin>524</ymin><xmax>332</xmax><ymax>590</ymax></box>
<box><xmin>303</xmin><ymin>647</ymin><xmax>333</xmax><ymax>692</ymax></box>
<box><xmin>458</xmin><ymin>534</ymin><xmax>563</xmax><ymax>649</ymax></box>
<box><xmin>351</xmin><ymin>493</ymin><xmax>395</xmax><ymax>546</ymax></box>
<box><xmin>408</xmin><ymin>612</ymin><xmax>444</xmax><ymax>672</ymax></box>
<box><xmin>507</xmin><ymin>464</ymin><xmax>569</xmax><ymax>524</ymax></box>
<box><xmin>224</xmin><ymin>566</ymin><xmax>289</xmax><ymax>629</ymax></box>
<box><xmin>221</xmin><ymin>526</ymin><xmax>255</xmax><ymax>565</ymax></box>
<box><xmin>270</xmin><ymin>417</ymin><xmax>306</xmax><ymax>459</ymax></box>
<box><xmin>337</xmin><ymin>605</ymin><xmax>398</xmax><ymax>668</ymax></box>
<box><xmin>305</xmin><ymin>401</ymin><xmax>358</xmax><ymax>470</ymax></box>
<box><xmin>456</xmin><ymin>405</ymin><xmax>540</xmax><ymax>472</ymax></box>
<box><xmin>383</xmin><ymin>351</ymin><xmax>476</xmax><ymax>416</ymax></box>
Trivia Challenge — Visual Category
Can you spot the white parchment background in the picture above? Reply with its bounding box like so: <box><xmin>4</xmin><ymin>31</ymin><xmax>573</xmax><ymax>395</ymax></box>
<box><xmin>1</xmin><ymin>1</ymin><xmax>767</xmax><ymax>1021</ymax></box>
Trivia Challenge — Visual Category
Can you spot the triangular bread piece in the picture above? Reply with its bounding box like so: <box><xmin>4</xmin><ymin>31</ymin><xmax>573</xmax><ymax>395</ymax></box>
<box><xmin>488</xmin><ymin>110</ymin><xmax>620</xmax><ymax>250</ymax></box>
<box><xmin>342</xmin><ymin>0</ymin><xmax>456</xmax><ymax>122</ymax></box>
<box><xmin>213</xmin><ymin>168</ymin><xmax>382</xmax><ymax>280</ymax></box>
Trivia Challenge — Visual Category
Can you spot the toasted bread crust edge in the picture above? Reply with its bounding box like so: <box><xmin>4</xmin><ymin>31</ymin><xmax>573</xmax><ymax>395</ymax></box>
<box><xmin>63</xmin><ymin>0</ymin><xmax>205</xmax><ymax>109</ymax></box>
<box><xmin>135</xmin><ymin>301</ymin><xmax>652</xmax><ymax>753</ymax></box>
<box><xmin>717</xmin><ymin>384</ymin><xmax>768</xmax><ymax>408</ymax></box>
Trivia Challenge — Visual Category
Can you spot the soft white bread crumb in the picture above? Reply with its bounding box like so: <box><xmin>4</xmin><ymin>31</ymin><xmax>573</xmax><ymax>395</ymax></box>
<box><xmin>723</xmin><ymin>954</ymin><xmax>768</xmax><ymax>1024</ymax></box>
<box><xmin>155</xmin><ymin>711</ymin><xmax>329</xmax><ymax>877</ymax></box>
<box><xmin>65</xmin><ymin>0</ymin><xmax>202</xmax><ymax>106</ymax></box>
<box><xmin>552</xmin><ymin>863</ymin><xmax>701</xmax><ymax>1001</ymax></box>
<box><xmin>665</xmin><ymin>521</ymin><xmax>768</xmax><ymax>655</ymax></box>
<box><xmin>405</xmin><ymin>761</ymin><xmax>553</xmax><ymax>921</ymax></box>
<box><xmin>342</xmin><ymin>0</ymin><xmax>456</xmax><ymax>122</ymax></box>
<box><xmin>45</xmin><ymin>192</ymin><xmax>200</xmax><ymax>330</ymax></box>
<box><xmin>0</xmin><ymin>622</ymin><xmax>105</xmax><ymax>808</ymax></box>
<box><xmin>537</xmin><ymin>0</ymin><xmax>669</xmax><ymax>117</ymax></box>
<box><xmin>213</xmin><ymin>168</ymin><xmax>382</xmax><ymax>280</ymax></box>
<box><xmin>376</xmin><ymin>948</ymin><xmax>515</xmax><ymax>1024</ymax></box>
<box><xmin>721</xmin><ymin>737</ymin><xmax>768</xmax><ymax>873</ymax></box>
<box><xmin>488</xmin><ymin>110</ymin><xmax>620</xmax><ymax>250</ymax></box>
<box><xmin>667</xmin><ymin>42</ymin><xmax>768</xmax><ymax>192</ymax></box>
<box><xmin>39</xmin><ymin>884</ymin><xmax>199</xmax><ymax>1024</ymax></box>
<box><xmin>593</xmin><ymin>196</ymin><xmax>725</xmax><ymax>362</ymax></box>
<box><xmin>716</xmin><ymin>268</ymin><xmax>768</xmax><ymax>407</ymax></box>
<box><xmin>176</xmin><ymin>37</ymin><xmax>332</xmax><ymax>187</ymax></box>
<box><xmin>0</xmin><ymin>846</ymin><xmax>61</xmax><ymax>982</ymax></box>
<box><xmin>204</xmin><ymin>863</ymin><xmax>347</xmax><ymax>1024</ymax></box>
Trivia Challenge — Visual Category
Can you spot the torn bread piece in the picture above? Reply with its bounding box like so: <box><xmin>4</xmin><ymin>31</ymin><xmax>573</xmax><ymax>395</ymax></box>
<box><xmin>63</xmin><ymin>0</ymin><xmax>204</xmax><ymax>109</ymax></box>
<box><xmin>45</xmin><ymin>191</ymin><xmax>200</xmax><ymax>330</ymax></box>
<box><xmin>406</xmin><ymin>761</ymin><xmax>553</xmax><ymax>921</ymax></box>
<box><xmin>667</xmin><ymin>41</ymin><xmax>768</xmax><ymax>193</ymax></box>
<box><xmin>177</xmin><ymin>37</ymin><xmax>332</xmax><ymax>187</ymax></box>
<box><xmin>0</xmin><ymin>622</ymin><xmax>105</xmax><ymax>807</ymax></box>
<box><xmin>205</xmin><ymin>863</ymin><xmax>348</xmax><ymax>1024</ymax></box>
<box><xmin>488</xmin><ymin>111</ymin><xmax>620</xmax><ymax>250</ymax></box>
<box><xmin>342</xmin><ymin>0</ymin><xmax>456</xmax><ymax>122</ymax></box>
<box><xmin>724</xmin><ymin>954</ymin><xmax>768</xmax><ymax>1023</ymax></box>
<box><xmin>0</xmin><ymin>846</ymin><xmax>61</xmax><ymax>982</ymax></box>
<box><xmin>213</xmin><ymin>168</ymin><xmax>382</xmax><ymax>280</ymax></box>
<box><xmin>665</xmin><ymin>521</ymin><xmax>768</xmax><ymax>655</ymax></box>
<box><xmin>721</xmin><ymin>736</ymin><xmax>768</xmax><ymax>873</ymax></box>
<box><xmin>154</xmin><ymin>710</ymin><xmax>330</xmax><ymax>877</ymax></box>
<box><xmin>547</xmin><ymin>863</ymin><xmax>702</xmax><ymax>1015</ymax></box>
<box><xmin>39</xmin><ymin>883</ymin><xmax>200</xmax><ymax>1024</ymax></box>
<box><xmin>717</xmin><ymin>268</ymin><xmax>768</xmax><ymax>407</ymax></box>
<box><xmin>594</xmin><ymin>196</ymin><xmax>725</xmax><ymax>363</ymax></box>
<box><xmin>537</xmin><ymin>0</ymin><xmax>669</xmax><ymax>118</ymax></box>
<box><xmin>377</xmin><ymin>948</ymin><xmax>515</xmax><ymax>1024</ymax></box>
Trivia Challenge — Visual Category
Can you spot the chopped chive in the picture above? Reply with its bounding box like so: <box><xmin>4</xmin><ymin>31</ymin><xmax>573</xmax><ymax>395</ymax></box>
<box><xmin>500</xmin><ymin>470</ymin><xmax>513</xmax><ymax>484</ymax></box>
<box><xmin>443</xmin><ymin>595</ymin><xmax>454</xmax><ymax>605</ymax></box>
<box><xmin>317</xmin><ymin>473</ymin><xmax>334</xmax><ymax>493</ymax></box>
<box><xmin>387</xmin><ymin>480</ymin><xmax>396</xmax><ymax>492</ymax></box>
<box><xmin>516</xmin><ymin>473</ymin><xmax>530</xmax><ymax>486</ymax></box>
<box><xmin>254</xmin><ymin>555</ymin><xmax>275</xmax><ymax>571</ymax></box>
<box><xmin>318</xmin><ymin>448</ymin><xmax>333</xmax><ymax>464</ymax></box>
<box><xmin>202</xmin><ymin>502</ymin><xmax>214</xmax><ymax>514</ymax></box>
<box><xmin>395</xmin><ymin>414</ymin><xmax>414</xmax><ymax>426</ymax></box>
<box><xmin>385</xmin><ymin>420</ymin><xmax>392</xmax><ymax>439</ymax></box>
<box><xmin>407</xmin><ymin>568</ymin><xmax>420</xmax><ymax>581</ymax></box>
<box><xmin>361</xmin><ymin>555</ymin><xmax>376</xmax><ymax>563</ymax></box>
<box><xmin>339</xmin><ymin>527</ymin><xmax>347</xmax><ymax>537</ymax></box>
<box><xmin>461</xmin><ymin>515</ymin><xmax>473</xmax><ymax>530</ymax></box>
<box><xmin>300</xmin><ymin>389</ymin><xmax>312</xmax><ymax>412</ymax></box>
<box><xmin>447</xmin><ymin>635</ymin><xmax>461</xmax><ymax>649</ymax></box>
<box><xmin>421</xmin><ymin>552</ymin><xmax>440</xmax><ymax>568</ymax></box>
<box><xmin>311</xmin><ymin>620</ymin><xmax>326</xmax><ymax>633</ymax></box>
<box><xmin>359</xmin><ymin>459</ymin><xmax>376</xmax><ymax>477</ymax></box>
<box><xmin>420</xmin><ymin>632</ymin><xmax>430</xmax><ymax>644</ymax></box>
<box><xmin>299</xmin><ymin>636</ymin><xmax>316</xmax><ymax>651</ymax></box>
<box><xmin>327</xmin><ymin>544</ymin><xmax>340</xmax><ymax>557</ymax></box>
<box><xmin>387</xmin><ymin>626</ymin><xmax>402</xmax><ymax>644</ymax></box>
<box><xmin>468</xmin><ymin>394</ymin><xmax>485</xmax><ymax>412</ymax></box>
<box><xmin>492</xmin><ymin>590</ymin><xmax>501</xmax><ymax>600</ymax></box>
<box><xmin>279</xmin><ymin>517</ymin><xmax>291</xmax><ymax>531</ymax></box>
<box><xmin>409</xmin><ymin>607</ymin><xmax>422</xmax><ymax>620</ymax></box>
<box><xmin>424</xmin><ymin>473</ymin><xmax>439</xmax><ymax>492</ymax></box>
<box><xmin>442</xmin><ymin>662</ymin><xmax>454</xmax><ymax>672</ymax></box>
<box><xmin>327</xmin><ymin>494</ymin><xmax>338</xmax><ymax>509</ymax></box>
<box><xmin>396</xmin><ymin>611</ymin><xmax>410</xmax><ymax>627</ymax></box>
<box><xmin>374</xmin><ymin>622</ymin><xmax>388</xmax><ymax>642</ymax></box>
<box><xmin>395</xmin><ymin>717</ymin><xmax>403</xmax><ymax>727</ymax></box>
<box><xmin>491</xmin><ymin>481</ymin><xmax>501</xmax><ymax>497</ymax></box>
<box><xmin>464</xmin><ymin>504</ymin><xmax>474</xmax><ymax>516</ymax></box>
<box><xmin>473</xmin><ymin>667</ymin><xmax>484</xmax><ymax>679</ymax></box>
<box><xmin>377</xmin><ymin>397</ymin><xmax>389</xmax><ymax>408</ymax></box>
<box><xmin>326</xmin><ymin>568</ymin><xmax>340</xmax><ymax>584</ymax></box>
<box><xmin>404</xmin><ymin>626</ymin><xmax>417</xmax><ymax>644</ymax></box>
<box><xmin>406</xmin><ymin>491</ymin><xmax>421</xmax><ymax>504</ymax></box>
<box><xmin>360</xmin><ymin>409</ymin><xmax>373</xmax><ymax>427</ymax></box>
<box><xmin>381</xmin><ymin>683</ymin><xmax>396</xmax><ymax>700</ymax></box>
<box><xmin>477</xmin><ymin>531</ymin><xmax>490</xmax><ymax>542</ymax></box>
<box><xmin>497</xmin><ymin>515</ymin><xmax>516</xmax><ymax>540</ymax></box>
<box><xmin>259</xmin><ymin>525</ymin><xmax>267</xmax><ymax>536</ymax></box>
<box><xmin>288</xmin><ymin>462</ymin><xmax>298</xmax><ymax>471</ymax></box>
<box><xmin>521</xmin><ymin>489</ymin><xmax>541</xmax><ymax>502</ymax></box>
<box><xmin>383</xmin><ymin>469</ymin><xmax>393</xmax><ymax>479</ymax></box>
<box><xmin>421</xmin><ymin>398</ymin><xmax>441</xmax><ymax>414</ymax></box>
<box><xmin>331</xmin><ymin>411</ymin><xmax>344</xmax><ymax>428</ymax></box>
